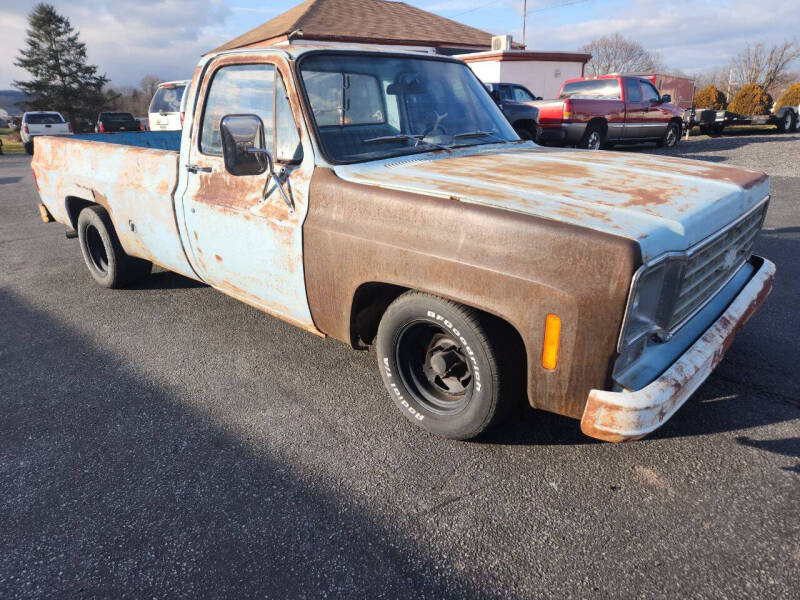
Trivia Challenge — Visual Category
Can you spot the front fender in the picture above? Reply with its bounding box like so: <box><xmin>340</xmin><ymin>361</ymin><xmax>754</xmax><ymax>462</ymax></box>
<box><xmin>304</xmin><ymin>168</ymin><xmax>639</xmax><ymax>419</ymax></box>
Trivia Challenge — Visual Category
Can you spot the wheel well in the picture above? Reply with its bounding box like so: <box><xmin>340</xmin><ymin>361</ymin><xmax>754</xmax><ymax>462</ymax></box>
<box><xmin>513</xmin><ymin>119</ymin><xmax>538</xmax><ymax>136</ymax></box>
<box><xmin>586</xmin><ymin>118</ymin><xmax>608</xmax><ymax>136</ymax></box>
<box><xmin>65</xmin><ymin>196</ymin><xmax>96</xmax><ymax>229</ymax></box>
<box><xmin>350</xmin><ymin>282</ymin><xmax>408</xmax><ymax>347</ymax></box>
<box><xmin>668</xmin><ymin>117</ymin><xmax>683</xmax><ymax>130</ymax></box>
<box><xmin>349</xmin><ymin>283</ymin><xmax>528</xmax><ymax>389</ymax></box>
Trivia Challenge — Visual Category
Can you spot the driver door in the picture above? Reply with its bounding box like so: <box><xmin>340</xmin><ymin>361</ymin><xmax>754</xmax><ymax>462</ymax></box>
<box><xmin>181</xmin><ymin>54</ymin><xmax>317</xmax><ymax>331</ymax></box>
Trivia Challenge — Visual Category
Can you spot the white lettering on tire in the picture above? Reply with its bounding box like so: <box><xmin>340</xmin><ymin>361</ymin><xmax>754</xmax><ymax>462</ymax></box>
<box><xmin>388</xmin><ymin>381</ymin><xmax>424</xmax><ymax>420</ymax></box>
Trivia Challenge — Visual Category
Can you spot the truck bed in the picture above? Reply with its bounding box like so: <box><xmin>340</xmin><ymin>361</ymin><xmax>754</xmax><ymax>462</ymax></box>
<box><xmin>31</xmin><ymin>132</ymin><xmax>196</xmax><ymax>279</ymax></box>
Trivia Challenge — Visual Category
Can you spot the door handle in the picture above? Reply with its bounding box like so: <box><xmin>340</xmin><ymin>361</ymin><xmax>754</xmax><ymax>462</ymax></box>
<box><xmin>186</xmin><ymin>164</ymin><xmax>212</xmax><ymax>174</ymax></box>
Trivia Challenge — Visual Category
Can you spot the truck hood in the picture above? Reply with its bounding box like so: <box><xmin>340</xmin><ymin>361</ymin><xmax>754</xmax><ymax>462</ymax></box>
<box><xmin>333</xmin><ymin>144</ymin><xmax>769</xmax><ymax>261</ymax></box>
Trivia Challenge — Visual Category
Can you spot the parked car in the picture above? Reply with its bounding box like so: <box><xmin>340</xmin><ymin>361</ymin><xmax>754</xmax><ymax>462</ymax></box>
<box><xmin>484</xmin><ymin>82</ymin><xmax>541</xmax><ymax>140</ymax></box>
<box><xmin>148</xmin><ymin>80</ymin><xmax>190</xmax><ymax>131</ymax></box>
<box><xmin>31</xmin><ymin>46</ymin><xmax>774</xmax><ymax>442</ymax></box>
<box><xmin>20</xmin><ymin>111</ymin><xmax>73</xmax><ymax>154</ymax></box>
<box><xmin>534</xmin><ymin>75</ymin><xmax>685</xmax><ymax>149</ymax></box>
<box><xmin>95</xmin><ymin>112</ymin><xmax>142</xmax><ymax>133</ymax></box>
<box><xmin>484</xmin><ymin>82</ymin><xmax>542</xmax><ymax>103</ymax></box>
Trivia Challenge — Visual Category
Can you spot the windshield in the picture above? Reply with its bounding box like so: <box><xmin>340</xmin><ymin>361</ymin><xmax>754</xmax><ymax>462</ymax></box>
<box><xmin>299</xmin><ymin>53</ymin><xmax>518</xmax><ymax>163</ymax></box>
<box><xmin>100</xmin><ymin>112</ymin><xmax>136</xmax><ymax>123</ymax></box>
<box><xmin>25</xmin><ymin>113</ymin><xmax>65</xmax><ymax>124</ymax></box>
<box><xmin>150</xmin><ymin>85</ymin><xmax>186</xmax><ymax>113</ymax></box>
<box><xmin>559</xmin><ymin>79</ymin><xmax>621</xmax><ymax>100</ymax></box>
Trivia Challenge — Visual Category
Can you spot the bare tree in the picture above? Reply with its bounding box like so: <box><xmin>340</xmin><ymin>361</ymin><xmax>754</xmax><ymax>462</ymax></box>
<box><xmin>139</xmin><ymin>75</ymin><xmax>162</xmax><ymax>100</ymax></box>
<box><xmin>581</xmin><ymin>33</ymin><xmax>663</xmax><ymax>77</ymax></box>
<box><xmin>730</xmin><ymin>40</ymin><xmax>800</xmax><ymax>94</ymax></box>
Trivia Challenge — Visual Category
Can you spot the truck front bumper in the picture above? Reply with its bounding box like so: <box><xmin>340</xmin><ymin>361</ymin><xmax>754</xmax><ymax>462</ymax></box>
<box><xmin>580</xmin><ymin>256</ymin><xmax>775</xmax><ymax>442</ymax></box>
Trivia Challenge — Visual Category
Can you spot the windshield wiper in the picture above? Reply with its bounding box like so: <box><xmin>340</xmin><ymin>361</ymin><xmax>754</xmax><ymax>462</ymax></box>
<box><xmin>362</xmin><ymin>133</ymin><xmax>451</xmax><ymax>152</ymax></box>
<box><xmin>452</xmin><ymin>130</ymin><xmax>508</xmax><ymax>143</ymax></box>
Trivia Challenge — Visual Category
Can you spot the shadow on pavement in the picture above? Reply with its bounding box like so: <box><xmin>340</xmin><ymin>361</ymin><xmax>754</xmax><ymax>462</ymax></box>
<box><xmin>0</xmin><ymin>288</ymin><xmax>491</xmax><ymax>599</ymax></box>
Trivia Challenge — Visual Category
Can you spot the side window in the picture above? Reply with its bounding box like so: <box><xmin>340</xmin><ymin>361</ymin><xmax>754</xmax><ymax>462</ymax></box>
<box><xmin>513</xmin><ymin>86</ymin><xmax>535</xmax><ymax>102</ymax></box>
<box><xmin>498</xmin><ymin>85</ymin><xmax>513</xmax><ymax>100</ymax></box>
<box><xmin>624</xmin><ymin>79</ymin><xmax>642</xmax><ymax>103</ymax></box>
<box><xmin>303</xmin><ymin>71</ymin><xmax>385</xmax><ymax>127</ymax></box>
<box><xmin>641</xmin><ymin>81</ymin><xmax>660</xmax><ymax>104</ymax></box>
<box><xmin>274</xmin><ymin>73</ymin><xmax>303</xmax><ymax>163</ymax></box>
<box><xmin>201</xmin><ymin>64</ymin><xmax>275</xmax><ymax>156</ymax></box>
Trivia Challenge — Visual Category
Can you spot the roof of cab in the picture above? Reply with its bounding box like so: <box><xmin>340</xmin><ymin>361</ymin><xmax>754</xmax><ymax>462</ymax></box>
<box><xmin>207</xmin><ymin>42</ymin><xmax>456</xmax><ymax>62</ymax></box>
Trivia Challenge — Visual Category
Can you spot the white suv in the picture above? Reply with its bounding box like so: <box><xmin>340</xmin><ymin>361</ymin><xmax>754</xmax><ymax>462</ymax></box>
<box><xmin>148</xmin><ymin>80</ymin><xmax>190</xmax><ymax>131</ymax></box>
<box><xmin>21</xmin><ymin>111</ymin><xmax>73</xmax><ymax>155</ymax></box>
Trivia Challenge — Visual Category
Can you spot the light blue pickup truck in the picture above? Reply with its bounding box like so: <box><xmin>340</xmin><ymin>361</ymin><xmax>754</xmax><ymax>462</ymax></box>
<box><xmin>31</xmin><ymin>45</ymin><xmax>775</xmax><ymax>441</ymax></box>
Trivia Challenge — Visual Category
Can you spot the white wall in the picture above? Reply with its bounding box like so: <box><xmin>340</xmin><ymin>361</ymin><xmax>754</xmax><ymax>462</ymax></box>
<box><xmin>499</xmin><ymin>61</ymin><xmax>583</xmax><ymax>99</ymax></box>
<box><xmin>468</xmin><ymin>60</ymin><xmax>584</xmax><ymax>100</ymax></box>
<box><xmin>466</xmin><ymin>61</ymin><xmax>502</xmax><ymax>84</ymax></box>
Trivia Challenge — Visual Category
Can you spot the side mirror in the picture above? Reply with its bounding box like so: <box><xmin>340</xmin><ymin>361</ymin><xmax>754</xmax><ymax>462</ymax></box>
<box><xmin>660</xmin><ymin>94</ymin><xmax>671</xmax><ymax>104</ymax></box>
<box><xmin>490</xmin><ymin>90</ymin><xmax>502</xmax><ymax>103</ymax></box>
<box><xmin>220</xmin><ymin>114</ymin><xmax>269</xmax><ymax>176</ymax></box>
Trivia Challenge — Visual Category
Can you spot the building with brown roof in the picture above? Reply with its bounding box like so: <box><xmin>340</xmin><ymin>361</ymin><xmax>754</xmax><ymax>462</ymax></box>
<box><xmin>209</xmin><ymin>0</ymin><xmax>522</xmax><ymax>55</ymax></box>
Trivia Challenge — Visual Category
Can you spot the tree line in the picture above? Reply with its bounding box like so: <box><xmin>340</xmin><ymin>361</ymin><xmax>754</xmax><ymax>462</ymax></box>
<box><xmin>581</xmin><ymin>33</ymin><xmax>799</xmax><ymax>100</ymax></box>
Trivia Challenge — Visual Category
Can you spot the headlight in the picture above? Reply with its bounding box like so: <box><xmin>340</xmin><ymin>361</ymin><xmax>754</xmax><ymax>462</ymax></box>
<box><xmin>618</xmin><ymin>256</ymin><xmax>684</xmax><ymax>351</ymax></box>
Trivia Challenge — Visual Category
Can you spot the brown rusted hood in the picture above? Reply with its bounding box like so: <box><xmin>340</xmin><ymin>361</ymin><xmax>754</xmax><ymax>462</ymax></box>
<box><xmin>333</xmin><ymin>144</ymin><xmax>770</xmax><ymax>261</ymax></box>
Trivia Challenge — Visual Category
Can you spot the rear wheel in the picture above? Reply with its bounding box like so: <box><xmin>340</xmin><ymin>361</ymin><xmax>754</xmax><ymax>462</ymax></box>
<box><xmin>657</xmin><ymin>122</ymin><xmax>681</xmax><ymax>148</ymax></box>
<box><xmin>577</xmin><ymin>123</ymin><xmax>605</xmax><ymax>150</ymax></box>
<box><xmin>776</xmin><ymin>110</ymin><xmax>795</xmax><ymax>133</ymax></box>
<box><xmin>77</xmin><ymin>205</ymin><xmax>151</xmax><ymax>288</ymax></box>
<box><xmin>24</xmin><ymin>141</ymin><xmax>33</xmax><ymax>155</ymax></box>
<box><xmin>376</xmin><ymin>291</ymin><xmax>521</xmax><ymax>440</ymax></box>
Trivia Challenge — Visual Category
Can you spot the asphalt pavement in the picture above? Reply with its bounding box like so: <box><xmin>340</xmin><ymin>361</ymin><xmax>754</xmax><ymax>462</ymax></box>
<box><xmin>1</xmin><ymin>135</ymin><xmax>798</xmax><ymax>599</ymax></box>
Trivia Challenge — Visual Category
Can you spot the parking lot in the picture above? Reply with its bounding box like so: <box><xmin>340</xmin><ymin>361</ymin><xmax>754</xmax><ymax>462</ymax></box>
<box><xmin>1</xmin><ymin>133</ymin><xmax>798</xmax><ymax>598</ymax></box>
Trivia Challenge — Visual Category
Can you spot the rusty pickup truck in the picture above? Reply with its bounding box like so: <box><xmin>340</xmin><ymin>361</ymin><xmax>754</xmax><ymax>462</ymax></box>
<box><xmin>31</xmin><ymin>46</ymin><xmax>775</xmax><ymax>442</ymax></box>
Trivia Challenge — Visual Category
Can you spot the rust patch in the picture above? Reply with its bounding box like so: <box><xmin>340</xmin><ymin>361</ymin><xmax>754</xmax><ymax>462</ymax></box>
<box><xmin>304</xmin><ymin>167</ymin><xmax>639</xmax><ymax>419</ymax></box>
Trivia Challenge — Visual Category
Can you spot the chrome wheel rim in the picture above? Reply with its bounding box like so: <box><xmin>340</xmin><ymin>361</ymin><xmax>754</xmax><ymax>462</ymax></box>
<box><xmin>588</xmin><ymin>131</ymin><xmax>601</xmax><ymax>150</ymax></box>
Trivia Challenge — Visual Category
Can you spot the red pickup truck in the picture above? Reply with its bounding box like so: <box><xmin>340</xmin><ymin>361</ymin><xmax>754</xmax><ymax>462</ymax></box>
<box><xmin>534</xmin><ymin>75</ymin><xmax>685</xmax><ymax>150</ymax></box>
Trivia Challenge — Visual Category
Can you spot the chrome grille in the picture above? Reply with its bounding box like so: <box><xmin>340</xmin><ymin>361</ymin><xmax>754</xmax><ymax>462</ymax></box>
<box><xmin>670</xmin><ymin>202</ymin><xmax>766</xmax><ymax>329</ymax></box>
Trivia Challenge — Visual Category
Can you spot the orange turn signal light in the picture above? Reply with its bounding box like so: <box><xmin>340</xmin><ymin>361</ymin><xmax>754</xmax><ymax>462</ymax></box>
<box><xmin>541</xmin><ymin>314</ymin><xmax>561</xmax><ymax>370</ymax></box>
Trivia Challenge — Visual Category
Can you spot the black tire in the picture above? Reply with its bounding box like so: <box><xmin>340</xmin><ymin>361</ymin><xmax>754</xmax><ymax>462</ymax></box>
<box><xmin>577</xmin><ymin>123</ymin><xmax>605</xmax><ymax>150</ymax></box>
<box><xmin>657</xmin><ymin>122</ymin><xmax>681</xmax><ymax>148</ymax></box>
<box><xmin>77</xmin><ymin>205</ymin><xmax>151</xmax><ymax>288</ymax></box>
<box><xmin>376</xmin><ymin>291</ymin><xmax>521</xmax><ymax>440</ymax></box>
<box><xmin>776</xmin><ymin>109</ymin><xmax>795</xmax><ymax>133</ymax></box>
<box><xmin>24</xmin><ymin>141</ymin><xmax>34</xmax><ymax>155</ymax></box>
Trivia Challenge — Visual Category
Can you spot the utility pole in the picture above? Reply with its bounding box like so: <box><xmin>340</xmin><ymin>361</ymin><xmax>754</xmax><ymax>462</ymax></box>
<box><xmin>522</xmin><ymin>0</ymin><xmax>527</xmax><ymax>49</ymax></box>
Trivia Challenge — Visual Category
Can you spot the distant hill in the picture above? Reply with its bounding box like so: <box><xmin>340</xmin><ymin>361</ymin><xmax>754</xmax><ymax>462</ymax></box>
<box><xmin>0</xmin><ymin>90</ymin><xmax>29</xmax><ymax>117</ymax></box>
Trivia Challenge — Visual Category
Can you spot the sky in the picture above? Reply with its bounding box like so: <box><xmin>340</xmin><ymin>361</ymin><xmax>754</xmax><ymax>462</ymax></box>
<box><xmin>0</xmin><ymin>0</ymin><xmax>796</xmax><ymax>89</ymax></box>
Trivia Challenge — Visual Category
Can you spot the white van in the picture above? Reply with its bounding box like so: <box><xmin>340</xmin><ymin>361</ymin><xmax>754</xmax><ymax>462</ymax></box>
<box><xmin>20</xmin><ymin>111</ymin><xmax>73</xmax><ymax>154</ymax></box>
<box><xmin>148</xmin><ymin>80</ymin><xmax>190</xmax><ymax>131</ymax></box>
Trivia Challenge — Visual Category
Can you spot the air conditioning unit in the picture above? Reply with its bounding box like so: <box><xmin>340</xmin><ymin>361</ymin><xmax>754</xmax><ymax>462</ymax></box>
<box><xmin>491</xmin><ymin>35</ymin><xmax>513</xmax><ymax>52</ymax></box>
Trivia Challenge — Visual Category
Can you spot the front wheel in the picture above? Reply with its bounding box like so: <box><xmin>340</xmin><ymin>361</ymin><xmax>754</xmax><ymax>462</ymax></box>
<box><xmin>376</xmin><ymin>291</ymin><xmax>520</xmax><ymax>440</ymax></box>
